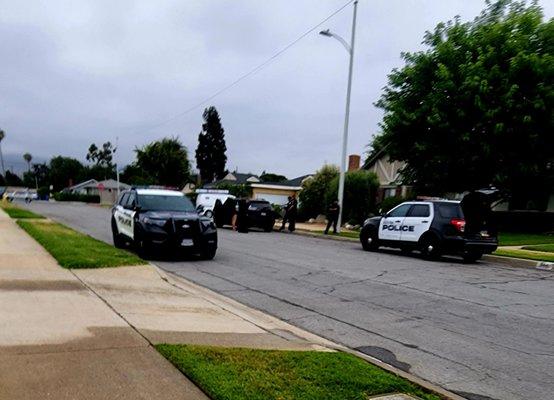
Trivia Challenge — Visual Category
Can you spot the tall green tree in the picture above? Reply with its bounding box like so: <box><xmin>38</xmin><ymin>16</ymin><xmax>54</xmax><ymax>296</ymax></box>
<box><xmin>135</xmin><ymin>137</ymin><xmax>191</xmax><ymax>187</ymax></box>
<box><xmin>49</xmin><ymin>156</ymin><xmax>86</xmax><ymax>191</ymax></box>
<box><xmin>373</xmin><ymin>0</ymin><xmax>553</xmax><ymax>206</ymax></box>
<box><xmin>5</xmin><ymin>170</ymin><xmax>23</xmax><ymax>186</ymax></box>
<box><xmin>23</xmin><ymin>153</ymin><xmax>32</xmax><ymax>171</ymax></box>
<box><xmin>86</xmin><ymin>142</ymin><xmax>114</xmax><ymax>167</ymax></box>
<box><xmin>196</xmin><ymin>107</ymin><xmax>227</xmax><ymax>183</ymax></box>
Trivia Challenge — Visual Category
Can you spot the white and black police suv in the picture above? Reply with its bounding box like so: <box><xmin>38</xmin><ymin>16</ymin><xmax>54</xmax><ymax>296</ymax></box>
<box><xmin>359</xmin><ymin>193</ymin><xmax>498</xmax><ymax>262</ymax></box>
<box><xmin>111</xmin><ymin>188</ymin><xmax>217</xmax><ymax>259</ymax></box>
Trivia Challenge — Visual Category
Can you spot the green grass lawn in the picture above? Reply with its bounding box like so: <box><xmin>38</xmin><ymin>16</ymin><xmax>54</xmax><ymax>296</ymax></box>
<box><xmin>314</xmin><ymin>230</ymin><xmax>359</xmax><ymax>239</ymax></box>
<box><xmin>156</xmin><ymin>345</ymin><xmax>442</xmax><ymax>400</ymax></box>
<box><xmin>17</xmin><ymin>219</ymin><xmax>145</xmax><ymax>268</ymax></box>
<box><xmin>494</xmin><ymin>248</ymin><xmax>554</xmax><ymax>263</ymax></box>
<box><xmin>521</xmin><ymin>243</ymin><xmax>554</xmax><ymax>253</ymax></box>
<box><xmin>498</xmin><ymin>232</ymin><xmax>554</xmax><ymax>246</ymax></box>
<box><xmin>0</xmin><ymin>202</ymin><xmax>44</xmax><ymax>219</ymax></box>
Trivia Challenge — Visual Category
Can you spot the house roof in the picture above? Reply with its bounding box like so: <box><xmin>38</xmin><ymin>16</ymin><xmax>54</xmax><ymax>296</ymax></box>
<box><xmin>204</xmin><ymin>172</ymin><xmax>260</xmax><ymax>188</ymax></box>
<box><xmin>69</xmin><ymin>178</ymin><xmax>130</xmax><ymax>191</ymax></box>
<box><xmin>68</xmin><ymin>179</ymin><xmax>98</xmax><ymax>191</ymax></box>
<box><xmin>251</xmin><ymin>174</ymin><xmax>313</xmax><ymax>190</ymax></box>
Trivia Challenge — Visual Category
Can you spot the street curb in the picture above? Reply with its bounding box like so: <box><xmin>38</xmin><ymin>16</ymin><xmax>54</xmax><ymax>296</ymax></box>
<box><xmin>482</xmin><ymin>254</ymin><xmax>552</xmax><ymax>270</ymax></box>
<box><xmin>151</xmin><ymin>263</ymin><xmax>466</xmax><ymax>400</ymax></box>
<box><xmin>293</xmin><ymin>228</ymin><xmax>359</xmax><ymax>242</ymax></box>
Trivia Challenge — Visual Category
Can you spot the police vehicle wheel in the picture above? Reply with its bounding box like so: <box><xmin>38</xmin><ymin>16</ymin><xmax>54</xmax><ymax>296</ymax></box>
<box><xmin>420</xmin><ymin>235</ymin><xmax>441</xmax><ymax>260</ymax></box>
<box><xmin>361</xmin><ymin>230</ymin><xmax>379</xmax><ymax>251</ymax></box>
<box><xmin>463</xmin><ymin>251</ymin><xmax>482</xmax><ymax>263</ymax></box>
<box><xmin>111</xmin><ymin>220</ymin><xmax>126</xmax><ymax>249</ymax></box>
<box><xmin>204</xmin><ymin>210</ymin><xmax>213</xmax><ymax>218</ymax></box>
<box><xmin>200</xmin><ymin>247</ymin><xmax>217</xmax><ymax>260</ymax></box>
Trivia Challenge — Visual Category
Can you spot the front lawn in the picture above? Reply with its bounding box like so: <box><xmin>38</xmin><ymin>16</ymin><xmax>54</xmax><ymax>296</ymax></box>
<box><xmin>521</xmin><ymin>244</ymin><xmax>554</xmax><ymax>253</ymax></box>
<box><xmin>156</xmin><ymin>344</ymin><xmax>442</xmax><ymax>400</ymax></box>
<box><xmin>17</xmin><ymin>219</ymin><xmax>145</xmax><ymax>268</ymax></box>
<box><xmin>498</xmin><ymin>232</ymin><xmax>554</xmax><ymax>246</ymax></box>
<box><xmin>0</xmin><ymin>202</ymin><xmax>44</xmax><ymax>219</ymax></box>
<box><xmin>314</xmin><ymin>230</ymin><xmax>359</xmax><ymax>239</ymax></box>
<box><xmin>494</xmin><ymin>248</ymin><xmax>554</xmax><ymax>263</ymax></box>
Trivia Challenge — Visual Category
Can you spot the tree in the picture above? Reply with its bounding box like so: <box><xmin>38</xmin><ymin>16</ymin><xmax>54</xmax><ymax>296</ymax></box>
<box><xmin>0</xmin><ymin>173</ymin><xmax>5</xmax><ymax>186</ymax></box>
<box><xmin>49</xmin><ymin>156</ymin><xmax>86</xmax><ymax>191</ymax></box>
<box><xmin>298</xmin><ymin>164</ymin><xmax>339</xmax><ymax>218</ymax></box>
<box><xmin>23</xmin><ymin>153</ymin><xmax>32</xmax><ymax>171</ymax></box>
<box><xmin>0</xmin><ymin>129</ymin><xmax>5</xmax><ymax>176</ymax></box>
<box><xmin>214</xmin><ymin>182</ymin><xmax>252</xmax><ymax>198</ymax></box>
<box><xmin>196</xmin><ymin>107</ymin><xmax>227</xmax><ymax>183</ymax></box>
<box><xmin>120</xmin><ymin>163</ymin><xmax>154</xmax><ymax>186</ymax></box>
<box><xmin>325</xmin><ymin>170</ymin><xmax>379</xmax><ymax>224</ymax></box>
<box><xmin>86</xmin><ymin>142</ymin><xmax>114</xmax><ymax>167</ymax></box>
<box><xmin>5</xmin><ymin>170</ymin><xmax>23</xmax><ymax>186</ymax></box>
<box><xmin>373</xmin><ymin>0</ymin><xmax>553</xmax><ymax>205</ymax></box>
<box><xmin>259</xmin><ymin>172</ymin><xmax>288</xmax><ymax>183</ymax></box>
<box><xmin>135</xmin><ymin>137</ymin><xmax>191</xmax><ymax>187</ymax></box>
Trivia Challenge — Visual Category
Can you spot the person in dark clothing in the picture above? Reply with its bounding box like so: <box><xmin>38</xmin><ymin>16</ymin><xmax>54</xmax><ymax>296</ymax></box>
<box><xmin>278</xmin><ymin>196</ymin><xmax>292</xmax><ymax>232</ymax></box>
<box><xmin>287</xmin><ymin>194</ymin><xmax>298</xmax><ymax>232</ymax></box>
<box><xmin>324</xmin><ymin>200</ymin><xmax>340</xmax><ymax>234</ymax></box>
<box><xmin>236</xmin><ymin>198</ymin><xmax>249</xmax><ymax>233</ymax></box>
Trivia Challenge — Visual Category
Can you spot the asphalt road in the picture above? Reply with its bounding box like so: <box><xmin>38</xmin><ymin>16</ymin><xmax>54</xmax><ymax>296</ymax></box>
<box><xmin>25</xmin><ymin>201</ymin><xmax>554</xmax><ymax>400</ymax></box>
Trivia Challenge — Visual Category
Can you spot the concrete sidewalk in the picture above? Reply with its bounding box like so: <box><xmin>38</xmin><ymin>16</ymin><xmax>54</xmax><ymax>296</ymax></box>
<box><xmin>0</xmin><ymin>210</ymin><xmax>326</xmax><ymax>400</ymax></box>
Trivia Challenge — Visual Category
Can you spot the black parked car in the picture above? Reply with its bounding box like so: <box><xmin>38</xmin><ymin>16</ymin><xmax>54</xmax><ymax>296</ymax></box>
<box><xmin>214</xmin><ymin>198</ymin><xmax>276</xmax><ymax>232</ymax></box>
<box><xmin>111</xmin><ymin>188</ymin><xmax>217</xmax><ymax>259</ymax></box>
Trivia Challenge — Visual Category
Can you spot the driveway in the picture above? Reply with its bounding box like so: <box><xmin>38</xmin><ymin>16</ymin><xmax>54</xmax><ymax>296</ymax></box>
<box><xmin>26</xmin><ymin>201</ymin><xmax>554</xmax><ymax>400</ymax></box>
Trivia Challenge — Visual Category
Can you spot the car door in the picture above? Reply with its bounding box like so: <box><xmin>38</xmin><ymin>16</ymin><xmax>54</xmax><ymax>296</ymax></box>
<box><xmin>379</xmin><ymin>203</ymin><xmax>412</xmax><ymax>241</ymax></box>
<box><xmin>114</xmin><ymin>193</ymin><xmax>129</xmax><ymax>236</ymax></box>
<box><xmin>120</xmin><ymin>192</ymin><xmax>136</xmax><ymax>239</ymax></box>
<box><xmin>401</xmin><ymin>203</ymin><xmax>432</xmax><ymax>242</ymax></box>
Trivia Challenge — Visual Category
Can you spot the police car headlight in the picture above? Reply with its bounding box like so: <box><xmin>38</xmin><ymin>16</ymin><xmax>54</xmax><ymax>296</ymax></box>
<box><xmin>142</xmin><ymin>217</ymin><xmax>167</xmax><ymax>227</ymax></box>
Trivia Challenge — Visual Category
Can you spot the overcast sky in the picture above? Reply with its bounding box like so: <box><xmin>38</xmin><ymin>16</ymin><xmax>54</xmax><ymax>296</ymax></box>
<box><xmin>1</xmin><ymin>0</ymin><xmax>552</xmax><ymax>178</ymax></box>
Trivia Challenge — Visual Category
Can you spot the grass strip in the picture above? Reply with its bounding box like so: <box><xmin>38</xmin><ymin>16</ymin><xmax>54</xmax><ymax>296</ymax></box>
<box><xmin>0</xmin><ymin>202</ymin><xmax>44</xmax><ymax>219</ymax></box>
<box><xmin>156</xmin><ymin>344</ymin><xmax>442</xmax><ymax>400</ymax></box>
<box><xmin>494</xmin><ymin>248</ymin><xmax>554</xmax><ymax>263</ymax></box>
<box><xmin>521</xmin><ymin>243</ymin><xmax>554</xmax><ymax>253</ymax></box>
<box><xmin>17</xmin><ymin>219</ymin><xmax>145</xmax><ymax>268</ymax></box>
<box><xmin>498</xmin><ymin>232</ymin><xmax>554</xmax><ymax>246</ymax></box>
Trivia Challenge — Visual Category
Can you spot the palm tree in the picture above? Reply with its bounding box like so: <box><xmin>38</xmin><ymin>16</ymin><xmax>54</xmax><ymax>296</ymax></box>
<box><xmin>0</xmin><ymin>129</ymin><xmax>5</xmax><ymax>176</ymax></box>
<box><xmin>23</xmin><ymin>153</ymin><xmax>32</xmax><ymax>172</ymax></box>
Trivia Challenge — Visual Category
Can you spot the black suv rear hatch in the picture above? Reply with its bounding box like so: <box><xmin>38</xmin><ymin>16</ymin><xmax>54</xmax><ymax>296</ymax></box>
<box><xmin>460</xmin><ymin>190</ymin><xmax>499</xmax><ymax>238</ymax></box>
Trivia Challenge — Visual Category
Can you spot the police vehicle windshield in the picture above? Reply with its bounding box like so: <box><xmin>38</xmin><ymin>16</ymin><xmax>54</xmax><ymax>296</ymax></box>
<box><xmin>138</xmin><ymin>195</ymin><xmax>196</xmax><ymax>212</ymax></box>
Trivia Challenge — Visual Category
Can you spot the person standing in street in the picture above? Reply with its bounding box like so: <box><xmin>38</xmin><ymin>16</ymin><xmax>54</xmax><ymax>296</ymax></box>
<box><xmin>278</xmin><ymin>196</ymin><xmax>292</xmax><ymax>232</ymax></box>
<box><xmin>287</xmin><ymin>194</ymin><xmax>298</xmax><ymax>232</ymax></box>
<box><xmin>324</xmin><ymin>200</ymin><xmax>340</xmax><ymax>235</ymax></box>
<box><xmin>236</xmin><ymin>198</ymin><xmax>249</xmax><ymax>233</ymax></box>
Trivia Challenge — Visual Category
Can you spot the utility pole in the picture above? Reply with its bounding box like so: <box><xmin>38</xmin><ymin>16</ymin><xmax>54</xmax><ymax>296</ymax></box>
<box><xmin>319</xmin><ymin>0</ymin><xmax>358</xmax><ymax>232</ymax></box>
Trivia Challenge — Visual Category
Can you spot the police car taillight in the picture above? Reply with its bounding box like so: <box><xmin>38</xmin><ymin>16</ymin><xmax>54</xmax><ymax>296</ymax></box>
<box><xmin>450</xmin><ymin>218</ymin><xmax>466</xmax><ymax>233</ymax></box>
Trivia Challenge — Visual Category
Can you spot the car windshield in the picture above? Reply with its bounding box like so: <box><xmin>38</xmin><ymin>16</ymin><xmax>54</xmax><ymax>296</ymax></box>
<box><xmin>137</xmin><ymin>194</ymin><xmax>196</xmax><ymax>212</ymax></box>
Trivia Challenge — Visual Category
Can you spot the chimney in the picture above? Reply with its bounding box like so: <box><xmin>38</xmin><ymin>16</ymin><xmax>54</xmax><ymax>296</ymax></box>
<box><xmin>348</xmin><ymin>154</ymin><xmax>360</xmax><ymax>171</ymax></box>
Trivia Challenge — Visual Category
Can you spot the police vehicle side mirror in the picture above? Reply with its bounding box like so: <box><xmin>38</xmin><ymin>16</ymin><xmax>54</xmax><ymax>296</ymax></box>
<box><xmin>133</xmin><ymin>205</ymin><xmax>142</xmax><ymax>212</ymax></box>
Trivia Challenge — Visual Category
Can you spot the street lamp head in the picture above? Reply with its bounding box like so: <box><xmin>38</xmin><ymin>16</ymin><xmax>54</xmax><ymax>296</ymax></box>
<box><xmin>319</xmin><ymin>29</ymin><xmax>332</xmax><ymax>37</ymax></box>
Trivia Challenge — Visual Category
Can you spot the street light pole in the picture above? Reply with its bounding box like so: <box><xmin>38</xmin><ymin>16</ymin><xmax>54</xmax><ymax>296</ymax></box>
<box><xmin>320</xmin><ymin>0</ymin><xmax>358</xmax><ymax>233</ymax></box>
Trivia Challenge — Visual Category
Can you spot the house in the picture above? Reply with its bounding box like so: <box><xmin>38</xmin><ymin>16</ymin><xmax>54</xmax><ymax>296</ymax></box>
<box><xmin>251</xmin><ymin>175</ymin><xmax>313</xmax><ymax>205</ymax></box>
<box><xmin>68</xmin><ymin>179</ymin><xmax>130</xmax><ymax>204</ymax></box>
<box><xmin>363</xmin><ymin>150</ymin><xmax>411</xmax><ymax>202</ymax></box>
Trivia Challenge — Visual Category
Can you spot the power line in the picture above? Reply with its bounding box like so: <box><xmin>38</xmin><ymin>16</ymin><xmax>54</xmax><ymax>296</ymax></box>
<box><xmin>134</xmin><ymin>0</ymin><xmax>354</xmax><ymax>135</ymax></box>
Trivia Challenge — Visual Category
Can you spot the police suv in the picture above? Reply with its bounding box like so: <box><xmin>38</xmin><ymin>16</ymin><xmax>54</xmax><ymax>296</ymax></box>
<box><xmin>111</xmin><ymin>188</ymin><xmax>217</xmax><ymax>259</ymax></box>
<box><xmin>359</xmin><ymin>195</ymin><xmax>498</xmax><ymax>262</ymax></box>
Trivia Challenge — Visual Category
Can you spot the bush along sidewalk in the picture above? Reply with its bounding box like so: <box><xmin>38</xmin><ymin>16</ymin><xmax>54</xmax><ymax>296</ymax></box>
<box><xmin>156</xmin><ymin>344</ymin><xmax>443</xmax><ymax>400</ymax></box>
<box><xmin>17</xmin><ymin>219</ymin><xmax>145</xmax><ymax>268</ymax></box>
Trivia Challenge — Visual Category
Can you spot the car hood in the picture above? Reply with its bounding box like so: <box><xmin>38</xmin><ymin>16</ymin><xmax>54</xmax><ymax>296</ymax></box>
<box><xmin>141</xmin><ymin>211</ymin><xmax>199</xmax><ymax>220</ymax></box>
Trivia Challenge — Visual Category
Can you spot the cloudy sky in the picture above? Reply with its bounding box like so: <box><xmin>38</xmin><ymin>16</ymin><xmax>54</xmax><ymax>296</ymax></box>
<box><xmin>1</xmin><ymin>0</ymin><xmax>552</xmax><ymax>178</ymax></box>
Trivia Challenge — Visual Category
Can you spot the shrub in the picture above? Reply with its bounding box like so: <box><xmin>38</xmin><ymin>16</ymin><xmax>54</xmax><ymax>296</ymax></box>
<box><xmin>53</xmin><ymin>192</ymin><xmax>100</xmax><ymax>203</ymax></box>
<box><xmin>214</xmin><ymin>183</ymin><xmax>252</xmax><ymax>198</ymax></box>
<box><xmin>325</xmin><ymin>170</ymin><xmax>379</xmax><ymax>224</ymax></box>
<box><xmin>378</xmin><ymin>196</ymin><xmax>406</xmax><ymax>214</ymax></box>
<box><xmin>298</xmin><ymin>165</ymin><xmax>338</xmax><ymax>219</ymax></box>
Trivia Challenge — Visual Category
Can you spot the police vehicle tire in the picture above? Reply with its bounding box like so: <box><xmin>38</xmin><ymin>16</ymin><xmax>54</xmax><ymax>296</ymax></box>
<box><xmin>204</xmin><ymin>210</ymin><xmax>213</xmax><ymax>218</ymax></box>
<box><xmin>111</xmin><ymin>219</ymin><xmax>126</xmax><ymax>249</ymax></box>
<box><xmin>419</xmin><ymin>234</ymin><xmax>441</xmax><ymax>260</ymax></box>
<box><xmin>361</xmin><ymin>230</ymin><xmax>379</xmax><ymax>251</ymax></box>
<box><xmin>200</xmin><ymin>246</ymin><xmax>217</xmax><ymax>260</ymax></box>
<box><xmin>463</xmin><ymin>251</ymin><xmax>482</xmax><ymax>263</ymax></box>
<box><xmin>133</xmin><ymin>227</ymin><xmax>151</xmax><ymax>258</ymax></box>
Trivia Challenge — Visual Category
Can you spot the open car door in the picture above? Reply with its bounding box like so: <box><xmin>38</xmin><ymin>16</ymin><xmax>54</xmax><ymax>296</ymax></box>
<box><xmin>460</xmin><ymin>189</ymin><xmax>501</xmax><ymax>238</ymax></box>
